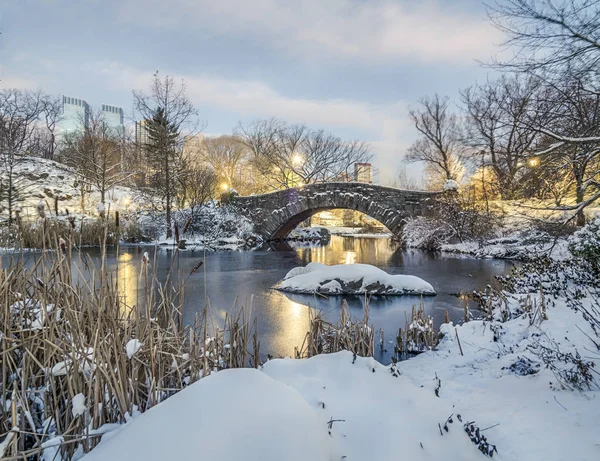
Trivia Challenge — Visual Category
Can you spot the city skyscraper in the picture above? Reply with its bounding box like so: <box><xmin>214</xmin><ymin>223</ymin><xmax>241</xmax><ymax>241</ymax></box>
<box><xmin>59</xmin><ymin>96</ymin><xmax>90</xmax><ymax>136</ymax></box>
<box><xmin>101</xmin><ymin>104</ymin><xmax>124</xmax><ymax>137</ymax></box>
<box><xmin>135</xmin><ymin>120</ymin><xmax>150</xmax><ymax>146</ymax></box>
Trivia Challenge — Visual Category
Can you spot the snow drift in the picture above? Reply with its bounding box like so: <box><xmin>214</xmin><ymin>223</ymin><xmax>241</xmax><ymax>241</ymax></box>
<box><xmin>81</xmin><ymin>368</ymin><xmax>331</xmax><ymax>461</ymax></box>
<box><xmin>275</xmin><ymin>262</ymin><xmax>436</xmax><ymax>295</ymax></box>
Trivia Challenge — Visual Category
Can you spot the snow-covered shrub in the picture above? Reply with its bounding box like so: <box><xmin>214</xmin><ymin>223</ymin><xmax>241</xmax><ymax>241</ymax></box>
<box><xmin>174</xmin><ymin>204</ymin><xmax>259</xmax><ymax>246</ymax></box>
<box><xmin>404</xmin><ymin>187</ymin><xmax>501</xmax><ymax>250</ymax></box>
<box><xmin>403</xmin><ymin>216</ymin><xmax>453</xmax><ymax>251</ymax></box>
<box><xmin>528</xmin><ymin>338</ymin><xmax>599</xmax><ymax>391</ymax></box>
<box><xmin>568</xmin><ymin>217</ymin><xmax>600</xmax><ymax>272</ymax></box>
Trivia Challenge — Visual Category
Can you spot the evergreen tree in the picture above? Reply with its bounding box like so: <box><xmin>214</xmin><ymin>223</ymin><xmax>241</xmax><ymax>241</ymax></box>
<box><xmin>146</xmin><ymin>107</ymin><xmax>181</xmax><ymax>239</ymax></box>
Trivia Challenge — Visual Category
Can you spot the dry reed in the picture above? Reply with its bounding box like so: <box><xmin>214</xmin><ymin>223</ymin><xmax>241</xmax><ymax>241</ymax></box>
<box><xmin>0</xmin><ymin>231</ymin><xmax>258</xmax><ymax>460</ymax></box>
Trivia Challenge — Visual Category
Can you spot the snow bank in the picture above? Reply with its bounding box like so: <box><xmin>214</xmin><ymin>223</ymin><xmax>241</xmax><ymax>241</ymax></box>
<box><xmin>275</xmin><ymin>262</ymin><xmax>436</xmax><ymax>295</ymax></box>
<box><xmin>81</xmin><ymin>368</ymin><xmax>331</xmax><ymax>461</ymax></box>
<box><xmin>398</xmin><ymin>302</ymin><xmax>600</xmax><ymax>461</ymax></box>
<box><xmin>263</xmin><ymin>352</ymin><xmax>480</xmax><ymax>461</ymax></box>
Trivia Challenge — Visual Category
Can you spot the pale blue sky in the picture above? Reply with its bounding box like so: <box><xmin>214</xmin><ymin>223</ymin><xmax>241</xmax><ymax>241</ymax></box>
<box><xmin>0</xmin><ymin>0</ymin><xmax>503</xmax><ymax>184</ymax></box>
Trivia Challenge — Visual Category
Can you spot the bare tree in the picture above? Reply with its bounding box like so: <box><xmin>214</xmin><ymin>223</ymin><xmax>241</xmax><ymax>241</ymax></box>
<box><xmin>535</xmin><ymin>73</ymin><xmax>600</xmax><ymax>225</ymax></box>
<box><xmin>29</xmin><ymin>95</ymin><xmax>62</xmax><ymax>160</ymax></box>
<box><xmin>489</xmin><ymin>0</ymin><xmax>600</xmax><ymax>74</ymax></box>
<box><xmin>61</xmin><ymin>110</ymin><xmax>126</xmax><ymax>206</ymax></box>
<box><xmin>133</xmin><ymin>72</ymin><xmax>199</xmax><ymax>238</ymax></box>
<box><xmin>461</xmin><ymin>75</ymin><xmax>546</xmax><ymax>199</ymax></box>
<box><xmin>406</xmin><ymin>94</ymin><xmax>465</xmax><ymax>188</ymax></box>
<box><xmin>237</xmin><ymin>119</ymin><xmax>372</xmax><ymax>190</ymax></box>
<box><xmin>0</xmin><ymin>89</ymin><xmax>46</xmax><ymax>224</ymax></box>
<box><xmin>394</xmin><ymin>164</ymin><xmax>422</xmax><ymax>190</ymax></box>
<box><xmin>196</xmin><ymin>135</ymin><xmax>251</xmax><ymax>193</ymax></box>
<box><xmin>178</xmin><ymin>165</ymin><xmax>218</xmax><ymax>218</ymax></box>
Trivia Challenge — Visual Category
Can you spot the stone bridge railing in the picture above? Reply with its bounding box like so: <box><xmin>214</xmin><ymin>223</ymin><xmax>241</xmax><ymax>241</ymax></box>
<box><xmin>226</xmin><ymin>182</ymin><xmax>441</xmax><ymax>241</ymax></box>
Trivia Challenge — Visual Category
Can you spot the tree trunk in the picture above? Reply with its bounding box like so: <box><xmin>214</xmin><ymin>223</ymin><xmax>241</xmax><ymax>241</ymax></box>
<box><xmin>575</xmin><ymin>181</ymin><xmax>585</xmax><ymax>227</ymax></box>
<box><xmin>165</xmin><ymin>154</ymin><xmax>172</xmax><ymax>239</ymax></box>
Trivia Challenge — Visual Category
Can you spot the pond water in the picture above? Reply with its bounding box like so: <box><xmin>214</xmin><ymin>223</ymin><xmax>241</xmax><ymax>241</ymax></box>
<box><xmin>9</xmin><ymin>236</ymin><xmax>517</xmax><ymax>363</ymax></box>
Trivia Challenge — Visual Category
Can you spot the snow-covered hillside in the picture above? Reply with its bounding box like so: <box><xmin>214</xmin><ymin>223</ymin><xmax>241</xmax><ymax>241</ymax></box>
<box><xmin>0</xmin><ymin>157</ymin><xmax>142</xmax><ymax>221</ymax></box>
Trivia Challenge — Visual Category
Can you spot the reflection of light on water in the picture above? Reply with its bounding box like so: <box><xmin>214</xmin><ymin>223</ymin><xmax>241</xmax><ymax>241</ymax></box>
<box><xmin>117</xmin><ymin>252</ymin><xmax>137</xmax><ymax>310</ymax></box>
<box><xmin>289</xmin><ymin>300</ymin><xmax>303</xmax><ymax>318</ymax></box>
<box><xmin>267</xmin><ymin>293</ymin><xmax>313</xmax><ymax>356</ymax></box>
<box><xmin>344</xmin><ymin>251</ymin><xmax>356</xmax><ymax>265</ymax></box>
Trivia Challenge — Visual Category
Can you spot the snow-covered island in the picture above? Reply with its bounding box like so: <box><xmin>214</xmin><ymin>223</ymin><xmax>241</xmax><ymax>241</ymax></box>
<box><xmin>275</xmin><ymin>262</ymin><xmax>436</xmax><ymax>295</ymax></box>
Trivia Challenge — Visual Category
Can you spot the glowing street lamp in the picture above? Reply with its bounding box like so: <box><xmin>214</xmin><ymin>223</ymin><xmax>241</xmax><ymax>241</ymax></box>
<box><xmin>220</xmin><ymin>182</ymin><xmax>230</xmax><ymax>191</ymax></box>
<box><xmin>528</xmin><ymin>157</ymin><xmax>540</xmax><ymax>168</ymax></box>
<box><xmin>292</xmin><ymin>153</ymin><xmax>303</xmax><ymax>166</ymax></box>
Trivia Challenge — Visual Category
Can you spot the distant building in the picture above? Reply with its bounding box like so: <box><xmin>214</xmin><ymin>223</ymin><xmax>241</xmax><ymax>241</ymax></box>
<box><xmin>101</xmin><ymin>104</ymin><xmax>124</xmax><ymax>137</ymax></box>
<box><xmin>59</xmin><ymin>96</ymin><xmax>90</xmax><ymax>136</ymax></box>
<box><xmin>135</xmin><ymin>120</ymin><xmax>151</xmax><ymax>147</ymax></box>
<box><xmin>354</xmin><ymin>162</ymin><xmax>373</xmax><ymax>184</ymax></box>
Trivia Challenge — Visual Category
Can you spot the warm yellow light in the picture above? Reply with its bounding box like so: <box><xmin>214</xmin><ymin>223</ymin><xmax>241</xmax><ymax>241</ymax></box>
<box><xmin>220</xmin><ymin>183</ymin><xmax>229</xmax><ymax>191</ymax></box>
<box><xmin>292</xmin><ymin>153</ymin><xmax>303</xmax><ymax>166</ymax></box>
<box><xmin>123</xmin><ymin>197</ymin><xmax>131</xmax><ymax>206</ymax></box>
<box><xmin>528</xmin><ymin>157</ymin><xmax>540</xmax><ymax>167</ymax></box>
<box><xmin>297</xmin><ymin>182</ymin><xmax>303</xmax><ymax>187</ymax></box>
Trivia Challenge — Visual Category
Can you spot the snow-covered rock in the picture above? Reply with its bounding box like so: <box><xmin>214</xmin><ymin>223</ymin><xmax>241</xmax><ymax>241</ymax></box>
<box><xmin>288</xmin><ymin>226</ymin><xmax>331</xmax><ymax>241</ymax></box>
<box><xmin>275</xmin><ymin>262</ymin><xmax>436</xmax><ymax>295</ymax></box>
<box><xmin>80</xmin><ymin>369</ymin><xmax>331</xmax><ymax>461</ymax></box>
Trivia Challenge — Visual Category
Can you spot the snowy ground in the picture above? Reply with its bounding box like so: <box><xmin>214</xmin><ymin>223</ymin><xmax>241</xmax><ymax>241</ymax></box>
<box><xmin>81</xmin><ymin>296</ymin><xmax>600</xmax><ymax>461</ymax></box>
<box><xmin>441</xmin><ymin>233</ymin><xmax>571</xmax><ymax>260</ymax></box>
<box><xmin>275</xmin><ymin>262</ymin><xmax>436</xmax><ymax>295</ymax></box>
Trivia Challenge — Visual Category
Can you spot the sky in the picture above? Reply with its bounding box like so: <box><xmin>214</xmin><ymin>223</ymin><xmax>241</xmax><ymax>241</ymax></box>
<box><xmin>0</xmin><ymin>0</ymin><xmax>504</xmax><ymax>185</ymax></box>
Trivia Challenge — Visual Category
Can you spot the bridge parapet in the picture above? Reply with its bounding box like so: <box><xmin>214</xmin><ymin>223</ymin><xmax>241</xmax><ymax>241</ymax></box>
<box><xmin>229</xmin><ymin>182</ymin><xmax>440</xmax><ymax>241</ymax></box>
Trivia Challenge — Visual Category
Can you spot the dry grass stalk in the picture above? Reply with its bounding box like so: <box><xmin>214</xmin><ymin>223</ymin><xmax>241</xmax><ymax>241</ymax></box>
<box><xmin>0</xmin><ymin>229</ymin><xmax>259</xmax><ymax>460</ymax></box>
<box><xmin>295</xmin><ymin>299</ymin><xmax>375</xmax><ymax>358</ymax></box>
<box><xmin>394</xmin><ymin>304</ymin><xmax>438</xmax><ymax>359</ymax></box>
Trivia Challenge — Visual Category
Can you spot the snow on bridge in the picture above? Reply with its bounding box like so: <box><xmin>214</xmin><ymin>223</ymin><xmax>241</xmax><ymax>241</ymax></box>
<box><xmin>226</xmin><ymin>182</ymin><xmax>441</xmax><ymax>241</ymax></box>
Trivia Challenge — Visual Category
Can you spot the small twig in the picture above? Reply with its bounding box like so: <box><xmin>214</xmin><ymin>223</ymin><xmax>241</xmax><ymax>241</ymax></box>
<box><xmin>327</xmin><ymin>418</ymin><xmax>346</xmax><ymax>429</ymax></box>
<box><xmin>480</xmin><ymin>423</ymin><xmax>500</xmax><ymax>432</ymax></box>
<box><xmin>455</xmin><ymin>328</ymin><xmax>464</xmax><ymax>356</ymax></box>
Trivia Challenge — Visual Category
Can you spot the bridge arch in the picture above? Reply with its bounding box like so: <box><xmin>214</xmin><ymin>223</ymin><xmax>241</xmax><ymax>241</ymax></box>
<box><xmin>229</xmin><ymin>182</ymin><xmax>440</xmax><ymax>241</ymax></box>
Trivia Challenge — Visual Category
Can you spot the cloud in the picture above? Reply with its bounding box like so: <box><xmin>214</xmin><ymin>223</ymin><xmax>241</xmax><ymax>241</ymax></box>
<box><xmin>0</xmin><ymin>75</ymin><xmax>40</xmax><ymax>90</ymax></box>
<box><xmin>117</xmin><ymin>0</ymin><xmax>501</xmax><ymax>64</ymax></box>
<box><xmin>92</xmin><ymin>61</ymin><xmax>410</xmax><ymax>134</ymax></box>
<box><xmin>91</xmin><ymin>60</ymin><xmax>415</xmax><ymax>184</ymax></box>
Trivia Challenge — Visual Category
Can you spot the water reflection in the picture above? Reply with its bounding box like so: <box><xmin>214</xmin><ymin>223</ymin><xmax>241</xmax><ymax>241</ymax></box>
<box><xmin>4</xmin><ymin>236</ymin><xmax>516</xmax><ymax>363</ymax></box>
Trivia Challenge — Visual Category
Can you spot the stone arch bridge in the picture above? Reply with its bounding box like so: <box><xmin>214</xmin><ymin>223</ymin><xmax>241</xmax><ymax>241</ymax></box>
<box><xmin>227</xmin><ymin>182</ymin><xmax>441</xmax><ymax>241</ymax></box>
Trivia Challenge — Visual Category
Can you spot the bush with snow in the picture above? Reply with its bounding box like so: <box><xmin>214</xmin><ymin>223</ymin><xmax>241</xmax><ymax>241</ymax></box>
<box><xmin>403</xmin><ymin>187</ymin><xmax>501</xmax><ymax>250</ymax></box>
<box><xmin>568</xmin><ymin>217</ymin><xmax>600</xmax><ymax>272</ymax></box>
